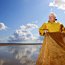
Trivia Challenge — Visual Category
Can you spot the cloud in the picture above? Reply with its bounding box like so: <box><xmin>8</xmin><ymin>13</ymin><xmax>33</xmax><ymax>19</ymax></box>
<box><xmin>8</xmin><ymin>23</ymin><xmax>39</xmax><ymax>42</ymax></box>
<box><xmin>20</xmin><ymin>23</ymin><xmax>38</xmax><ymax>30</ymax></box>
<box><xmin>37</xmin><ymin>36</ymin><xmax>44</xmax><ymax>43</ymax></box>
<box><xmin>0</xmin><ymin>23</ymin><xmax>7</xmax><ymax>31</ymax></box>
<box><xmin>0</xmin><ymin>22</ymin><xmax>43</xmax><ymax>65</ymax></box>
<box><xmin>49</xmin><ymin>2</ymin><xmax>55</xmax><ymax>7</ymax></box>
<box><xmin>49</xmin><ymin>0</ymin><xmax>65</xmax><ymax>11</ymax></box>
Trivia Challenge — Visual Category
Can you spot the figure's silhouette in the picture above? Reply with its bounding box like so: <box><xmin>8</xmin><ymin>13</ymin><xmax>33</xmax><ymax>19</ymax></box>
<box><xmin>36</xmin><ymin>12</ymin><xmax>65</xmax><ymax>65</ymax></box>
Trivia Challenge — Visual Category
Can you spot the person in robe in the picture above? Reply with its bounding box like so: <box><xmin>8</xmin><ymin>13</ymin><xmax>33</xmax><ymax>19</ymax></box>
<box><xmin>36</xmin><ymin>12</ymin><xmax>65</xmax><ymax>65</ymax></box>
<box><xmin>39</xmin><ymin>12</ymin><xmax>65</xmax><ymax>36</ymax></box>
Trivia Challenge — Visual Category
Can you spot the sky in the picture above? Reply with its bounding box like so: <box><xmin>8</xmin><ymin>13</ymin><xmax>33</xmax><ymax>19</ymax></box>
<box><xmin>1</xmin><ymin>0</ymin><xmax>65</xmax><ymax>64</ymax></box>
<box><xmin>0</xmin><ymin>0</ymin><xmax>65</xmax><ymax>43</ymax></box>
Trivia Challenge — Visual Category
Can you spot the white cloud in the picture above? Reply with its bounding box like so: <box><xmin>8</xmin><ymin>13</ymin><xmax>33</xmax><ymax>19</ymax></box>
<box><xmin>0</xmin><ymin>22</ymin><xmax>43</xmax><ymax>65</ymax></box>
<box><xmin>8</xmin><ymin>23</ymin><xmax>39</xmax><ymax>42</ymax></box>
<box><xmin>20</xmin><ymin>23</ymin><xmax>38</xmax><ymax>31</ymax></box>
<box><xmin>49</xmin><ymin>0</ymin><xmax>65</xmax><ymax>11</ymax></box>
<box><xmin>37</xmin><ymin>36</ymin><xmax>44</xmax><ymax>43</ymax></box>
<box><xmin>0</xmin><ymin>23</ymin><xmax>7</xmax><ymax>31</ymax></box>
<box><xmin>49</xmin><ymin>2</ymin><xmax>55</xmax><ymax>7</ymax></box>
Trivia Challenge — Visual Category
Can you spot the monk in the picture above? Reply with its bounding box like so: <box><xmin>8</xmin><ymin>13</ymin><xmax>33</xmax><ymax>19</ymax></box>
<box><xmin>39</xmin><ymin>12</ymin><xmax>65</xmax><ymax>36</ymax></box>
<box><xmin>36</xmin><ymin>12</ymin><xmax>65</xmax><ymax>65</ymax></box>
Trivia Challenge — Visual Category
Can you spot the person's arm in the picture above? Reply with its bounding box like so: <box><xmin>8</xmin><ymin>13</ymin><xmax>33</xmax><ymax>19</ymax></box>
<box><xmin>39</xmin><ymin>23</ymin><xmax>48</xmax><ymax>36</ymax></box>
<box><xmin>60</xmin><ymin>24</ymin><xmax>65</xmax><ymax>33</ymax></box>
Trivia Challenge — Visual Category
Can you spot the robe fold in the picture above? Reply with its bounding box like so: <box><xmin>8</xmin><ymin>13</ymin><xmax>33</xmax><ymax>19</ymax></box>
<box><xmin>36</xmin><ymin>32</ymin><xmax>65</xmax><ymax>65</ymax></box>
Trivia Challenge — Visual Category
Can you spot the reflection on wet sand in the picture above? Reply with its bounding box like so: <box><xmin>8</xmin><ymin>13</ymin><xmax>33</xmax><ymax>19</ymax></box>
<box><xmin>0</xmin><ymin>45</ymin><xmax>41</xmax><ymax>65</ymax></box>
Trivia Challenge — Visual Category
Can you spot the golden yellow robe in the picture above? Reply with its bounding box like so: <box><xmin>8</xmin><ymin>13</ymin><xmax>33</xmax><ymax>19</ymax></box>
<box><xmin>36</xmin><ymin>21</ymin><xmax>65</xmax><ymax>65</ymax></box>
<box><xmin>39</xmin><ymin>21</ymin><xmax>65</xmax><ymax>36</ymax></box>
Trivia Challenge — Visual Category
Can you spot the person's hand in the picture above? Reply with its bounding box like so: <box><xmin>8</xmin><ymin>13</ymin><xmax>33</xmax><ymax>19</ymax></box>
<box><xmin>42</xmin><ymin>29</ymin><xmax>48</xmax><ymax>35</ymax></box>
<box><xmin>44</xmin><ymin>30</ymin><xmax>48</xmax><ymax>33</ymax></box>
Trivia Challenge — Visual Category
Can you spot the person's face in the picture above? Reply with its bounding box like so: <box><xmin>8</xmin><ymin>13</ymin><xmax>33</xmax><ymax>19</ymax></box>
<box><xmin>49</xmin><ymin>15</ymin><xmax>55</xmax><ymax>22</ymax></box>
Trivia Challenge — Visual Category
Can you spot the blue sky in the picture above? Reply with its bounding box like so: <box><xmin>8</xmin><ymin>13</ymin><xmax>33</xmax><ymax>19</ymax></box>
<box><xmin>0</xmin><ymin>0</ymin><xmax>65</xmax><ymax>43</ymax></box>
